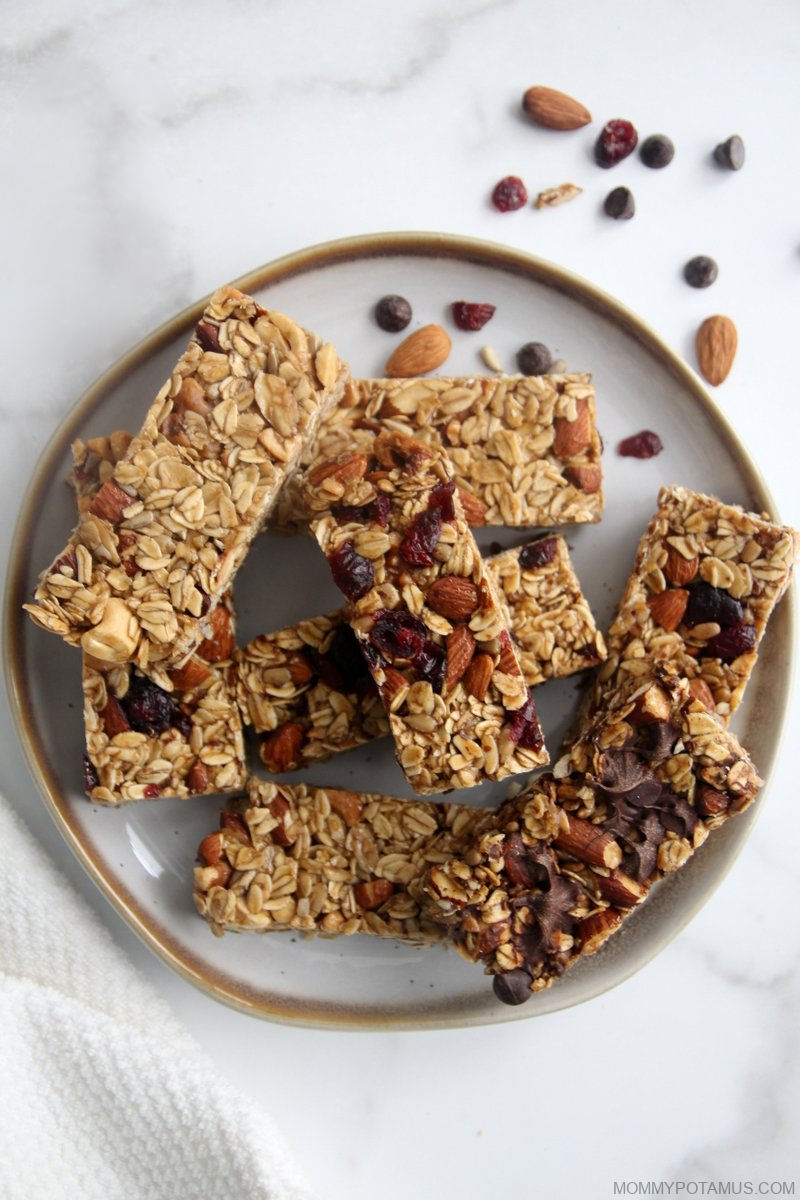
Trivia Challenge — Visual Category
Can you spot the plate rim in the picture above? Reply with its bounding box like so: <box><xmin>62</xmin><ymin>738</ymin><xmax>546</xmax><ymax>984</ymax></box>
<box><xmin>4</xmin><ymin>230</ymin><xmax>795</xmax><ymax>1031</ymax></box>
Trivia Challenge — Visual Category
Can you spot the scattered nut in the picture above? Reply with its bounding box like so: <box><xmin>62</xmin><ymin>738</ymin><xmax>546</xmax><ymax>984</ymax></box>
<box><xmin>521</xmin><ymin>86</ymin><xmax>591</xmax><ymax>130</ymax></box>
<box><xmin>696</xmin><ymin>315</ymin><xmax>738</xmax><ymax>385</ymax></box>
<box><xmin>534</xmin><ymin>182</ymin><xmax>583</xmax><ymax>209</ymax></box>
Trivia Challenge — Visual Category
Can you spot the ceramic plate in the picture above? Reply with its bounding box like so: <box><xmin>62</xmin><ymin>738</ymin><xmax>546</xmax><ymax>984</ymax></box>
<box><xmin>4</xmin><ymin>232</ymin><xmax>793</xmax><ymax>1030</ymax></box>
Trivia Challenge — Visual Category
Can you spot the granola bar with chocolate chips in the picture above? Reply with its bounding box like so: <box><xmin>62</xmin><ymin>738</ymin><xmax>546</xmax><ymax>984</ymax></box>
<box><xmin>71</xmin><ymin>433</ymin><xmax>246</xmax><ymax>803</ymax></box>
<box><xmin>274</xmin><ymin>374</ymin><xmax>603</xmax><ymax>529</ymax></box>
<box><xmin>236</xmin><ymin>534</ymin><xmax>605</xmax><ymax>772</ymax></box>
<box><xmin>422</xmin><ymin>667</ymin><xmax>763</xmax><ymax>1005</ymax></box>
<box><xmin>26</xmin><ymin>287</ymin><xmax>348</xmax><ymax>677</ymax></box>
<box><xmin>193</xmin><ymin>778</ymin><xmax>501</xmax><ymax>940</ymax></box>
<box><xmin>305</xmin><ymin>432</ymin><xmax>548</xmax><ymax>793</ymax></box>
<box><xmin>594</xmin><ymin>485</ymin><xmax>799</xmax><ymax>719</ymax></box>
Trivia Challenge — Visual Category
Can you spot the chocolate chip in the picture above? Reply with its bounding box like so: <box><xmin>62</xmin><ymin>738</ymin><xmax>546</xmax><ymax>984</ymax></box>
<box><xmin>375</xmin><ymin>295</ymin><xmax>412</xmax><ymax>332</ymax></box>
<box><xmin>516</xmin><ymin>341</ymin><xmax>552</xmax><ymax>374</ymax></box>
<box><xmin>640</xmin><ymin>134</ymin><xmax>675</xmax><ymax>168</ymax></box>
<box><xmin>684</xmin><ymin>256</ymin><xmax>719</xmax><ymax>288</ymax></box>
<box><xmin>493</xmin><ymin>969</ymin><xmax>532</xmax><ymax>1006</ymax></box>
<box><xmin>603</xmin><ymin>186</ymin><xmax>635</xmax><ymax>220</ymax></box>
<box><xmin>713</xmin><ymin>135</ymin><xmax>745</xmax><ymax>171</ymax></box>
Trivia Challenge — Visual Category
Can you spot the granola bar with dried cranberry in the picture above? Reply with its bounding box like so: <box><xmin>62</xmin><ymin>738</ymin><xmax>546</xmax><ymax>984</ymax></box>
<box><xmin>274</xmin><ymin>373</ymin><xmax>603</xmax><ymax>529</ymax></box>
<box><xmin>594</xmin><ymin>485</ymin><xmax>799</xmax><ymax>720</ymax></box>
<box><xmin>26</xmin><ymin>287</ymin><xmax>348</xmax><ymax>677</ymax></box>
<box><xmin>71</xmin><ymin>433</ymin><xmax>246</xmax><ymax>803</ymax></box>
<box><xmin>304</xmin><ymin>432</ymin><xmax>547</xmax><ymax>793</ymax></box>
<box><xmin>235</xmin><ymin>534</ymin><xmax>604</xmax><ymax>772</ymax></box>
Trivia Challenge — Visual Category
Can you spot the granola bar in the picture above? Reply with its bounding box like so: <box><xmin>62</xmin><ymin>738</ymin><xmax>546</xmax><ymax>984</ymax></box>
<box><xmin>305</xmin><ymin>432</ymin><xmax>548</xmax><ymax>793</ymax></box>
<box><xmin>25</xmin><ymin>287</ymin><xmax>348</xmax><ymax>678</ymax></box>
<box><xmin>274</xmin><ymin>374</ymin><xmax>603</xmax><ymax>529</ymax></box>
<box><xmin>594</xmin><ymin>485</ymin><xmax>799</xmax><ymax>719</ymax></box>
<box><xmin>193</xmin><ymin>778</ymin><xmax>502</xmax><ymax>941</ymax></box>
<box><xmin>422</xmin><ymin>667</ymin><xmax>763</xmax><ymax>1004</ymax></box>
<box><xmin>71</xmin><ymin>433</ymin><xmax>246</xmax><ymax>804</ymax></box>
<box><xmin>236</xmin><ymin>534</ymin><xmax>605</xmax><ymax>772</ymax></box>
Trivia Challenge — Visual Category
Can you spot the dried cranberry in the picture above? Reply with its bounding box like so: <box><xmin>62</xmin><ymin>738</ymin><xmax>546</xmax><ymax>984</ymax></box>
<box><xmin>617</xmin><ymin>430</ymin><xmax>663</xmax><ymax>459</ymax></box>
<box><xmin>491</xmin><ymin>176</ymin><xmax>528</xmax><ymax>212</ymax></box>
<box><xmin>400</xmin><ymin>508</ymin><xmax>443</xmax><ymax>566</ymax></box>
<box><xmin>375</xmin><ymin>295</ymin><xmax>412</xmax><ymax>332</ymax></box>
<box><xmin>370</xmin><ymin>610</ymin><xmax>427</xmax><ymax>662</ymax></box>
<box><xmin>452</xmin><ymin>302</ymin><xmax>496</xmax><ymax>331</ymax></box>
<box><xmin>519</xmin><ymin>537</ymin><xmax>558</xmax><ymax>570</ymax></box>
<box><xmin>333</xmin><ymin>493</ymin><xmax>391</xmax><ymax>528</ymax></box>
<box><xmin>143</xmin><ymin>784</ymin><xmax>162</xmax><ymax>799</ymax></box>
<box><xmin>508</xmin><ymin>688</ymin><xmax>544</xmax><ymax>751</ymax></box>
<box><xmin>415</xmin><ymin>639</ymin><xmax>446</xmax><ymax>692</ymax></box>
<box><xmin>703</xmin><ymin>621</ymin><xmax>756</xmax><ymax>663</ymax></box>
<box><xmin>595</xmin><ymin>119</ymin><xmax>638</xmax><ymax>167</ymax></box>
<box><xmin>427</xmin><ymin>480</ymin><xmax>456</xmax><ymax>521</ymax></box>
<box><xmin>327</xmin><ymin>540</ymin><xmax>375</xmax><ymax>601</ymax></box>
<box><xmin>322</xmin><ymin>625</ymin><xmax>370</xmax><ymax>691</ymax></box>
<box><xmin>122</xmin><ymin>676</ymin><xmax>186</xmax><ymax>736</ymax></box>
<box><xmin>173</xmin><ymin>708</ymin><xmax>193</xmax><ymax>739</ymax></box>
<box><xmin>82</xmin><ymin>754</ymin><xmax>99</xmax><ymax>793</ymax></box>
<box><xmin>684</xmin><ymin>582</ymin><xmax>743</xmax><ymax>630</ymax></box>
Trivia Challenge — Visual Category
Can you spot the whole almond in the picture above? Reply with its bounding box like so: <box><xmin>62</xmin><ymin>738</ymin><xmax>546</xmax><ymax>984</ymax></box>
<box><xmin>688</xmin><ymin>677</ymin><xmax>717</xmax><ymax>711</ymax></box>
<box><xmin>522</xmin><ymin>86</ymin><xmax>592</xmax><ymax>130</ymax></box>
<box><xmin>552</xmin><ymin>397</ymin><xmax>592</xmax><ymax>458</ymax></box>
<box><xmin>385</xmin><ymin>324</ymin><xmax>451</xmax><ymax>378</ymax></box>
<box><xmin>89</xmin><ymin>478</ymin><xmax>132</xmax><ymax>525</ymax></box>
<box><xmin>646</xmin><ymin>588</ymin><xmax>689</xmax><ymax>631</ymax></box>
<box><xmin>462</xmin><ymin>653</ymin><xmax>494</xmax><ymax>701</ymax></box>
<box><xmin>445</xmin><ymin>625</ymin><xmax>476</xmax><ymax>692</ymax></box>
<box><xmin>327</xmin><ymin>788</ymin><xmax>364</xmax><ymax>828</ymax></box>
<box><xmin>426</xmin><ymin>576</ymin><xmax>480</xmax><ymax>620</ymax></box>
<box><xmin>188</xmin><ymin>760</ymin><xmax>210</xmax><ymax>794</ymax></box>
<box><xmin>196</xmin><ymin>603</ymin><xmax>235</xmax><ymax>663</ymax></box>
<box><xmin>664</xmin><ymin>545</ymin><xmax>699</xmax><ymax>586</ymax></box>
<box><xmin>696</xmin><ymin>315</ymin><xmax>737</xmax><ymax>385</ymax></box>
<box><xmin>170</xmin><ymin>656</ymin><xmax>212</xmax><ymax>691</ymax></box>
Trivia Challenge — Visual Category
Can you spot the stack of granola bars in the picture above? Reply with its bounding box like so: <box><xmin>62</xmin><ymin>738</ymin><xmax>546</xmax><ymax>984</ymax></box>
<box><xmin>26</xmin><ymin>285</ymin><xmax>799</xmax><ymax>1006</ymax></box>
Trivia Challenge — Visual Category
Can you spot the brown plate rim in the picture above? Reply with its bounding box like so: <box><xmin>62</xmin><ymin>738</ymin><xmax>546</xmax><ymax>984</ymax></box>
<box><xmin>4</xmin><ymin>230</ymin><xmax>795</xmax><ymax>1030</ymax></box>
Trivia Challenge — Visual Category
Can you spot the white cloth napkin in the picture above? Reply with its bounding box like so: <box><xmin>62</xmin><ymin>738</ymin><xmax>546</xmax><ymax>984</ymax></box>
<box><xmin>0</xmin><ymin>795</ymin><xmax>314</xmax><ymax>1200</ymax></box>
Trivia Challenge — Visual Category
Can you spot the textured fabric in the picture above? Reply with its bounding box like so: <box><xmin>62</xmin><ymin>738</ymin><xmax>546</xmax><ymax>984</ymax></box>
<box><xmin>0</xmin><ymin>796</ymin><xmax>313</xmax><ymax>1200</ymax></box>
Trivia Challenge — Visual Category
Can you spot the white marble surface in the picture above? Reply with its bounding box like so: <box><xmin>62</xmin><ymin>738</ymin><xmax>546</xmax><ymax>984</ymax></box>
<box><xmin>2</xmin><ymin>1</ymin><xmax>799</xmax><ymax>1197</ymax></box>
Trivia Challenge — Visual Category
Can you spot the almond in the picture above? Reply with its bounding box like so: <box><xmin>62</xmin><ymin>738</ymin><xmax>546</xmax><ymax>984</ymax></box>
<box><xmin>462</xmin><ymin>653</ymin><xmax>494</xmax><ymax>701</ymax></box>
<box><xmin>646</xmin><ymin>587</ymin><xmax>689</xmax><ymax>631</ymax></box>
<box><xmin>188</xmin><ymin>760</ymin><xmax>209</xmax><ymax>794</ymax></box>
<box><xmin>353</xmin><ymin>878</ymin><xmax>395</xmax><ymax>911</ymax></box>
<box><xmin>522</xmin><ymin>85</ymin><xmax>592</xmax><ymax>130</ymax></box>
<box><xmin>380</xmin><ymin>665</ymin><xmax>409</xmax><ymax>705</ymax></box>
<box><xmin>696</xmin><ymin>314</ymin><xmax>737</xmax><ymax>385</ymax></box>
<box><xmin>268</xmin><ymin>792</ymin><xmax>293</xmax><ymax>846</ymax></box>
<box><xmin>260</xmin><ymin>722</ymin><xmax>305</xmax><ymax>774</ymax></box>
<box><xmin>664</xmin><ymin>545</ymin><xmax>699</xmax><ymax>586</ymax></box>
<box><xmin>287</xmin><ymin>653</ymin><xmax>315</xmax><ymax>686</ymax></box>
<box><xmin>327</xmin><ymin>789</ymin><xmax>364</xmax><ymax>828</ymax></box>
<box><xmin>457</xmin><ymin>488</ymin><xmax>488</xmax><ymax>526</ymax></box>
<box><xmin>565</xmin><ymin>463</ymin><xmax>602</xmax><ymax>494</ymax></box>
<box><xmin>197</xmin><ymin>604</ymin><xmax>235</xmax><ymax>662</ymax></box>
<box><xmin>219</xmin><ymin>810</ymin><xmax>250</xmax><ymax>839</ymax></box>
<box><xmin>174</xmin><ymin>375</ymin><xmax>211</xmax><ymax>417</ymax></box>
<box><xmin>497</xmin><ymin>630</ymin><xmax>522</xmax><ymax>677</ymax></box>
<box><xmin>594</xmin><ymin>870</ymin><xmax>646</xmax><ymax>908</ymax></box>
<box><xmin>101</xmin><ymin>695</ymin><xmax>131</xmax><ymax>737</ymax></box>
<box><xmin>198</xmin><ymin>831</ymin><xmax>222</xmax><ymax>865</ymax></box>
<box><xmin>306</xmin><ymin>451</ymin><xmax>368</xmax><ymax>487</ymax></box>
<box><xmin>170</xmin><ymin>656</ymin><xmax>212</xmax><ymax>691</ymax></box>
<box><xmin>578</xmin><ymin>908</ymin><xmax>623</xmax><ymax>955</ymax></box>
<box><xmin>426</xmin><ymin>576</ymin><xmax>480</xmax><ymax>620</ymax></box>
<box><xmin>445</xmin><ymin>625</ymin><xmax>476</xmax><ymax>692</ymax></box>
<box><xmin>688</xmin><ymin>677</ymin><xmax>717</xmax><ymax>711</ymax></box>
<box><xmin>552</xmin><ymin>397</ymin><xmax>591</xmax><ymax>458</ymax></box>
<box><xmin>89</xmin><ymin>478</ymin><xmax>132</xmax><ymax>525</ymax></box>
<box><xmin>385</xmin><ymin>324</ymin><xmax>451</xmax><ymax>378</ymax></box>
<box><xmin>555</xmin><ymin>813</ymin><xmax>622</xmax><ymax>869</ymax></box>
